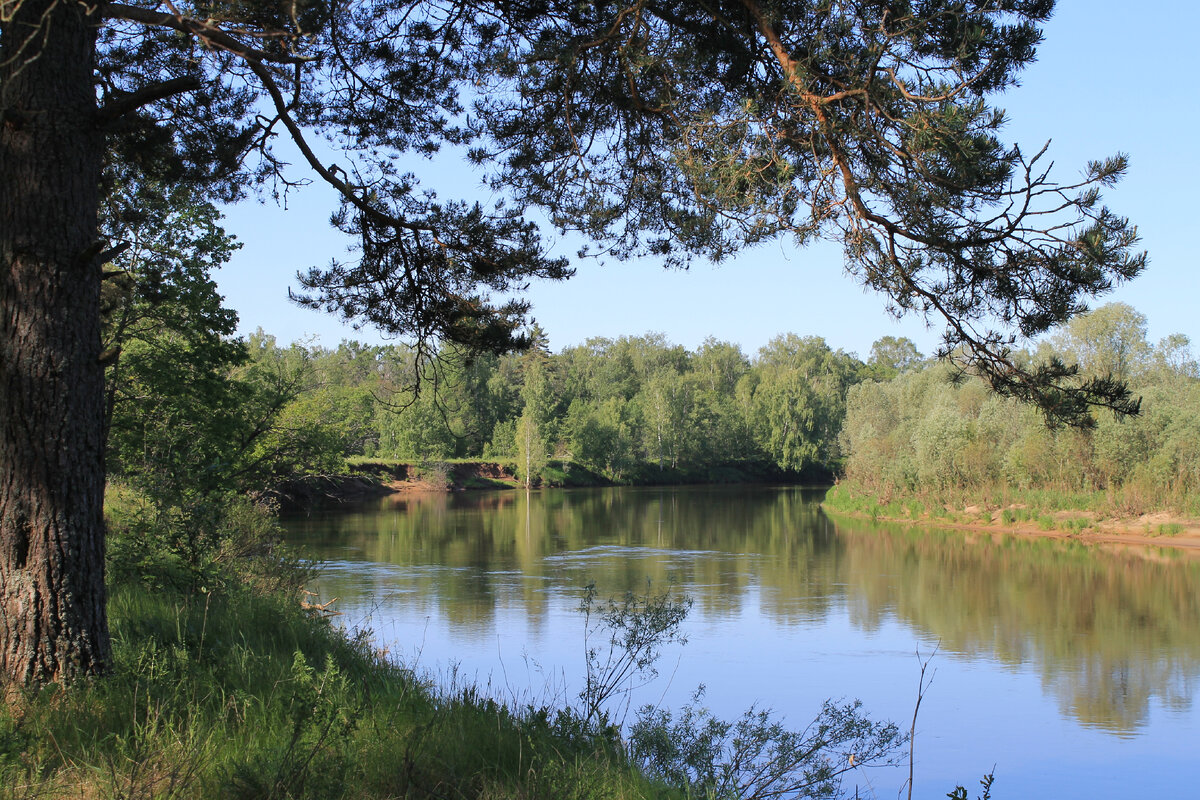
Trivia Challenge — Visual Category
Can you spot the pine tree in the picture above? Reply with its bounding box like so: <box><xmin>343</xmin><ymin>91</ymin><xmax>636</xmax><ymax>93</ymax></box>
<box><xmin>1</xmin><ymin>0</ymin><xmax>1144</xmax><ymax>684</ymax></box>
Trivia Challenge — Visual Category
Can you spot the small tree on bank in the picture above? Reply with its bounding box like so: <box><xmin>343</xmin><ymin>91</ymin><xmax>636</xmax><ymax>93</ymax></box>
<box><xmin>515</xmin><ymin>412</ymin><xmax>547</xmax><ymax>489</ymax></box>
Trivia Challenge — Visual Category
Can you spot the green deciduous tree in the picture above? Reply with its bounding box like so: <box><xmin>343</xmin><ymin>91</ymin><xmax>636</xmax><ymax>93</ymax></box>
<box><xmin>639</xmin><ymin>369</ymin><xmax>692</xmax><ymax>470</ymax></box>
<box><xmin>748</xmin><ymin>335</ymin><xmax>863</xmax><ymax>473</ymax></box>
<box><xmin>514</xmin><ymin>346</ymin><xmax>556</xmax><ymax>486</ymax></box>
<box><xmin>867</xmin><ymin>336</ymin><xmax>923</xmax><ymax>381</ymax></box>
<box><xmin>101</xmin><ymin>196</ymin><xmax>365</xmax><ymax>592</ymax></box>
<box><xmin>377</xmin><ymin>394</ymin><xmax>458</xmax><ymax>460</ymax></box>
<box><xmin>515</xmin><ymin>412</ymin><xmax>547</xmax><ymax>488</ymax></box>
<box><xmin>101</xmin><ymin>177</ymin><xmax>245</xmax><ymax>483</ymax></box>
<box><xmin>1045</xmin><ymin>302</ymin><xmax>1151</xmax><ymax>383</ymax></box>
<box><xmin>236</xmin><ymin>334</ymin><xmax>380</xmax><ymax>479</ymax></box>
<box><xmin>565</xmin><ymin>398</ymin><xmax>637</xmax><ymax>480</ymax></box>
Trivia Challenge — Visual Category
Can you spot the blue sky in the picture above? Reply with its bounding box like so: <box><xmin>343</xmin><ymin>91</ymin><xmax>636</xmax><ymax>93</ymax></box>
<box><xmin>216</xmin><ymin>3</ymin><xmax>1197</xmax><ymax>360</ymax></box>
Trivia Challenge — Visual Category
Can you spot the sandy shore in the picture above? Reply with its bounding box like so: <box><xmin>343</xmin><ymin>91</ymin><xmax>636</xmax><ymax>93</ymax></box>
<box><xmin>825</xmin><ymin>504</ymin><xmax>1200</xmax><ymax>552</ymax></box>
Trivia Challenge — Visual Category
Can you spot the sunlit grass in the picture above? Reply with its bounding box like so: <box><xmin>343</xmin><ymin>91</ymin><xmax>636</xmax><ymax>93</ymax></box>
<box><xmin>0</xmin><ymin>494</ymin><xmax>677</xmax><ymax>800</ymax></box>
<box><xmin>827</xmin><ymin>478</ymin><xmax>1196</xmax><ymax>536</ymax></box>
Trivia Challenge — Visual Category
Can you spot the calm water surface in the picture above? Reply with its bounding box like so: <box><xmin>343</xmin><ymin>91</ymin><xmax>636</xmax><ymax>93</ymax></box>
<box><xmin>283</xmin><ymin>486</ymin><xmax>1200</xmax><ymax>798</ymax></box>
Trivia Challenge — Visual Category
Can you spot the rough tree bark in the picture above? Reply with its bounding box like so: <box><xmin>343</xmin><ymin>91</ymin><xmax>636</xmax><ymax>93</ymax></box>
<box><xmin>0</xmin><ymin>0</ymin><xmax>110</xmax><ymax>684</ymax></box>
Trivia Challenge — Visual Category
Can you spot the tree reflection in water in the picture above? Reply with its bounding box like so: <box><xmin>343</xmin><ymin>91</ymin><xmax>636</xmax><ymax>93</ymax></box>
<box><xmin>286</xmin><ymin>486</ymin><xmax>1200</xmax><ymax>733</ymax></box>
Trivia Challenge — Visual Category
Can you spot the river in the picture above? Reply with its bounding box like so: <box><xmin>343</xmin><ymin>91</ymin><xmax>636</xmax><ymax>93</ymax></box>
<box><xmin>283</xmin><ymin>485</ymin><xmax>1200</xmax><ymax>798</ymax></box>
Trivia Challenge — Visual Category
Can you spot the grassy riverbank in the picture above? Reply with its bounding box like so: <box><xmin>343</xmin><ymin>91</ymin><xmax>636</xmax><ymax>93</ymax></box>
<box><xmin>0</xmin><ymin>490</ymin><xmax>674</xmax><ymax>800</ymax></box>
<box><xmin>6</xmin><ymin>485</ymin><xmax>914</xmax><ymax>799</ymax></box>
<box><xmin>823</xmin><ymin>483</ymin><xmax>1200</xmax><ymax>549</ymax></box>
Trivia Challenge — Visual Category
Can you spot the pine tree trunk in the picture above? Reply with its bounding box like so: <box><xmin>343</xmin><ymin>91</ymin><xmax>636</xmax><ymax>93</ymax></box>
<box><xmin>0</xmin><ymin>0</ymin><xmax>110</xmax><ymax>684</ymax></box>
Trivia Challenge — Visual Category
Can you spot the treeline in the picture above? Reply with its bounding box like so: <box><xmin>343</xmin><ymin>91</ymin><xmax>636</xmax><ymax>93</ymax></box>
<box><xmin>839</xmin><ymin>303</ymin><xmax>1200</xmax><ymax>516</ymax></box>
<box><xmin>360</xmin><ymin>330</ymin><xmax>895</xmax><ymax>482</ymax></box>
<box><xmin>99</xmin><ymin>192</ymin><xmax>905</xmax><ymax>497</ymax></box>
<box><xmin>101</xmin><ymin>189</ymin><xmax>1196</xmax><ymax>511</ymax></box>
<box><xmin>108</xmin><ymin>326</ymin><xmax>922</xmax><ymax>492</ymax></box>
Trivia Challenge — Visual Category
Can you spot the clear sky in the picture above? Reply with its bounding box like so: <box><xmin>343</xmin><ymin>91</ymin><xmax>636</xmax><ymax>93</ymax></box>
<box><xmin>215</xmin><ymin>3</ymin><xmax>1198</xmax><ymax>361</ymax></box>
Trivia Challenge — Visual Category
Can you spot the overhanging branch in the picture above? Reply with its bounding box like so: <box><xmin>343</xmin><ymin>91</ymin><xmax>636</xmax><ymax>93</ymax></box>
<box><xmin>95</xmin><ymin>76</ymin><xmax>201</xmax><ymax>126</ymax></box>
<box><xmin>101</xmin><ymin>3</ymin><xmax>314</xmax><ymax>65</ymax></box>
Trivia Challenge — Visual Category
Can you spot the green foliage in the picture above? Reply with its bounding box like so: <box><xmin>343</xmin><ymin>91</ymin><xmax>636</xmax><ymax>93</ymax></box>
<box><xmin>486</xmin><ymin>417</ymin><xmax>518</xmax><ymax>460</ymax></box>
<box><xmin>100</xmin><ymin>172</ymin><xmax>242</xmax><ymax>358</ymax></box>
<box><xmin>947</xmin><ymin>772</ymin><xmax>996</xmax><ymax>800</ymax></box>
<box><xmin>738</xmin><ymin>335</ymin><xmax>864</xmax><ymax>474</ymax></box>
<box><xmin>868</xmin><ymin>337</ymin><xmax>925</xmax><ymax>381</ymax></box>
<box><xmin>364</xmin><ymin>330</ymin><xmax>866</xmax><ymax>483</ymax></box>
<box><xmin>515</xmin><ymin>412</ymin><xmax>548</xmax><ymax>488</ymax></box>
<box><xmin>1044</xmin><ymin>302</ymin><xmax>1151</xmax><ymax>383</ymax></box>
<box><xmin>638</xmin><ymin>369</ymin><xmax>691</xmax><ymax>470</ymax></box>
<box><xmin>225</xmin><ymin>651</ymin><xmax>361</xmax><ymax>799</ymax></box>
<box><xmin>630</xmin><ymin>695</ymin><xmax>903</xmax><ymax>800</ymax></box>
<box><xmin>565</xmin><ymin>398</ymin><xmax>634</xmax><ymax>479</ymax></box>
<box><xmin>578</xmin><ymin>583</ymin><xmax>693</xmax><ymax>726</ymax></box>
<box><xmin>99</xmin><ymin>195</ymin><xmax>369</xmax><ymax>580</ymax></box>
<box><xmin>377</xmin><ymin>394</ymin><xmax>458</xmax><ymax>461</ymax></box>
<box><xmin>102</xmin><ymin>182</ymin><xmax>249</xmax><ymax>498</ymax></box>
<box><xmin>840</xmin><ymin>306</ymin><xmax>1200</xmax><ymax>516</ymax></box>
<box><xmin>1061</xmin><ymin>517</ymin><xmax>1092</xmax><ymax>534</ymax></box>
<box><xmin>102</xmin><ymin>193</ymin><xmax>378</xmax><ymax>549</ymax></box>
<box><xmin>106</xmin><ymin>482</ymin><xmax>313</xmax><ymax>596</ymax></box>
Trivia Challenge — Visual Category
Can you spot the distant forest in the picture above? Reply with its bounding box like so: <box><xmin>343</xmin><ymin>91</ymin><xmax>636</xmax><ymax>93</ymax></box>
<box><xmin>841</xmin><ymin>303</ymin><xmax>1200</xmax><ymax>515</ymax></box>
<box><xmin>107</xmin><ymin>265</ymin><xmax>1199</xmax><ymax>512</ymax></box>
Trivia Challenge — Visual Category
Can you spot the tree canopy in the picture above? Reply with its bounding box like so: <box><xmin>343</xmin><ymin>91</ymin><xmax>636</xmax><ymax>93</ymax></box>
<box><xmin>478</xmin><ymin>0</ymin><xmax>1145</xmax><ymax>423</ymax></box>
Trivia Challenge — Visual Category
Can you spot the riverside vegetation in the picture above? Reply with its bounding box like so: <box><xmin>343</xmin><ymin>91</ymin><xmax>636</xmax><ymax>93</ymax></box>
<box><xmin>8</xmin><ymin>185</ymin><xmax>1190</xmax><ymax>796</ymax></box>
<box><xmin>110</xmin><ymin>301</ymin><xmax>1198</xmax><ymax>540</ymax></box>
<box><xmin>96</xmin><ymin>185</ymin><xmax>1197</xmax><ymax>529</ymax></box>
<box><xmin>0</xmin><ymin>488</ymin><xmax>909</xmax><ymax>799</ymax></box>
<box><xmin>833</xmin><ymin>302</ymin><xmax>1200</xmax><ymax>533</ymax></box>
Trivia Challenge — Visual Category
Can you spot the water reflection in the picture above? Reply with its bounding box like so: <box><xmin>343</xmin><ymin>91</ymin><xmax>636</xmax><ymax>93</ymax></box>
<box><xmin>285</xmin><ymin>486</ymin><xmax>1200</xmax><ymax>734</ymax></box>
<box><xmin>837</xmin><ymin>523</ymin><xmax>1200</xmax><ymax>732</ymax></box>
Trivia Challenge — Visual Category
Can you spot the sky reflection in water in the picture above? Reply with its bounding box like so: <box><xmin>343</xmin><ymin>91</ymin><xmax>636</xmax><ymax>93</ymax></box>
<box><xmin>285</xmin><ymin>486</ymin><xmax>1200</xmax><ymax>799</ymax></box>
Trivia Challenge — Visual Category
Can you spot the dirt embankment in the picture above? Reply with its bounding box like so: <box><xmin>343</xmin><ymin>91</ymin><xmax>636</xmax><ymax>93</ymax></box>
<box><xmin>374</xmin><ymin>461</ymin><xmax>522</xmax><ymax>493</ymax></box>
<box><xmin>827</xmin><ymin>503</ymin><xmax>1200</xmax><ymax>553</ymax></box>
<box><xmin>271</xmin><ymin>462</ymin><xmax>522</xmax><ymax>511</ymax></box>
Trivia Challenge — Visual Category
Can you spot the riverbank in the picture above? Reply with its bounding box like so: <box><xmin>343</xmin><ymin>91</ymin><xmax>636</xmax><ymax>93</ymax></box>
<box><xmin>272</xmin><ymin>458</ymin><xmax>820</xmax><ymax>510</ymax></box>
<box><xmin>272</xmin><ymin>470</ymin><xmax>1200</xmax><ymax>552</ymax></box>
<box><xmin>1</xmin><ymin>486</ymin><xmax>678</xmax><ymax>799</ymax></box>
<box><xmin>822</xmin><ymin>484</ymin><xmax>1200</xmax><ymax>551</ymax></box>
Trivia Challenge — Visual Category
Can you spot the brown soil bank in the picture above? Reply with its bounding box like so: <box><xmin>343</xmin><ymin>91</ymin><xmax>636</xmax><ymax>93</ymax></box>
<box><xmin>369</xmin><ymin>461</ymin><xmax>523</xmax><ymax>493</ymax></box>
<box><xmin>824</xmin><ymin>501</ymin><xmax>1200</xmax><ymax>553</ymax></box>
<box><xmin>271</xmin><ymin>459</ymin><xmax>819</xmax><ymax>512</ymax></box>
<box><xmin>270</xmin><ymin>461</ymin><xmax>522</xmax><ymax>511</ymax></box>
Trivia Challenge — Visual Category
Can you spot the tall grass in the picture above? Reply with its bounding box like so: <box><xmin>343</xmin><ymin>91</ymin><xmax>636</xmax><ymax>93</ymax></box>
<box><xmin>0</xmin><ymin>489</ymin><xmax>672</xmax><ymax>800</ymax></box>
